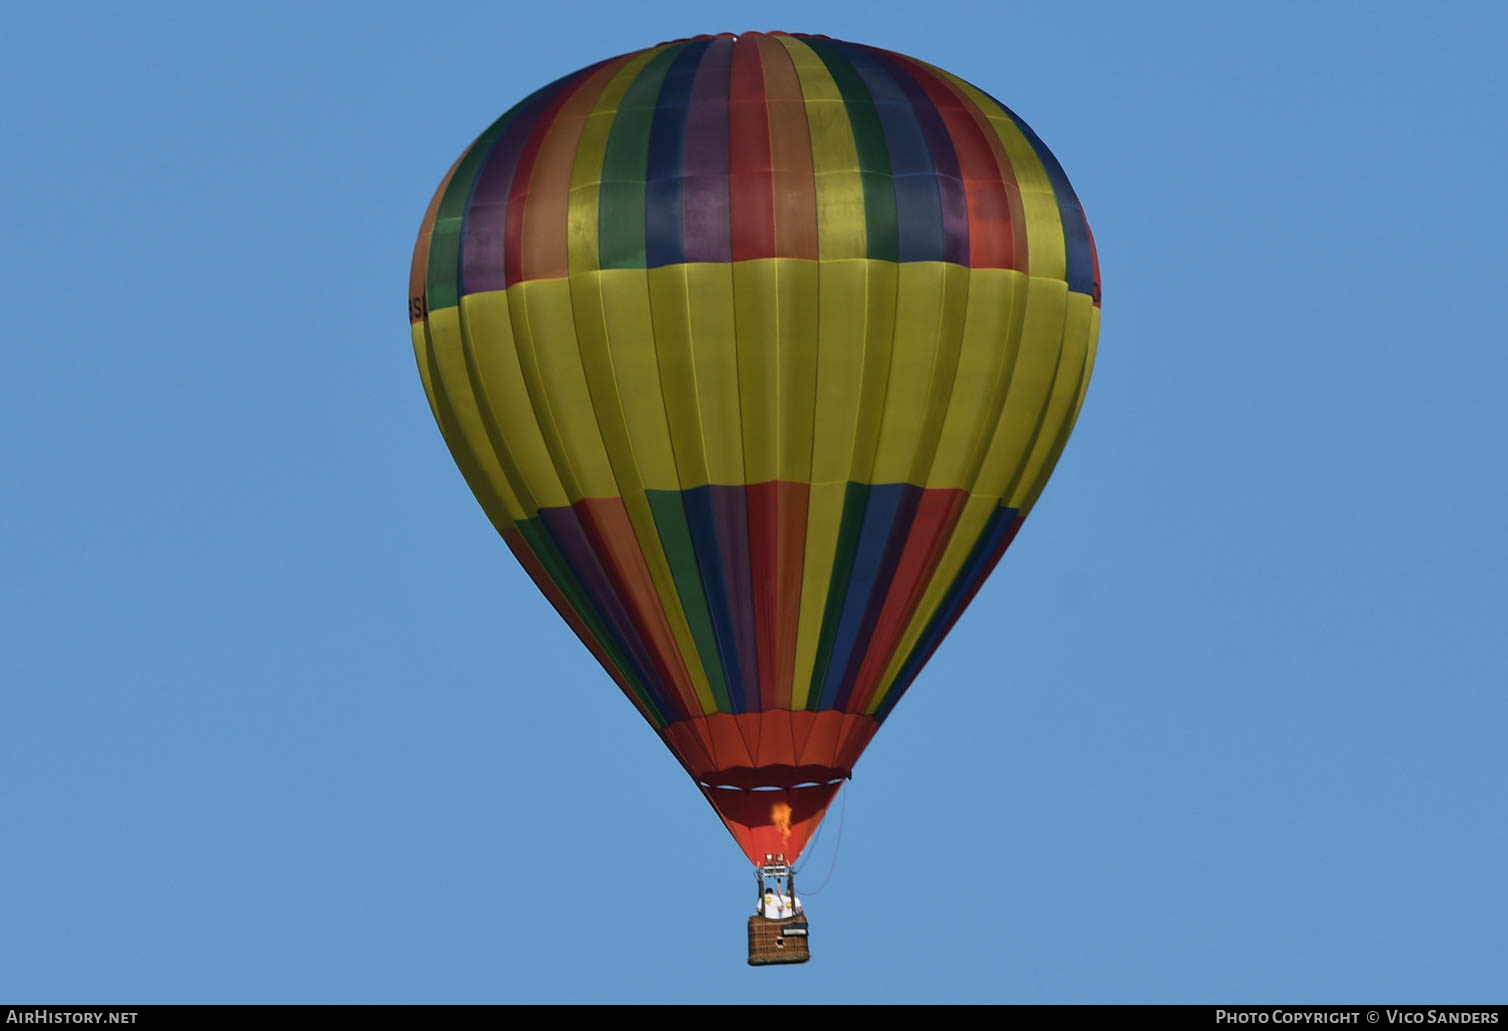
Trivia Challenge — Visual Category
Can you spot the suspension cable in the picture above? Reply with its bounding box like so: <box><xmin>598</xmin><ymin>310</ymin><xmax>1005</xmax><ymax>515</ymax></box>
<box><xmin>792</xmin><ymin>782</ymin><xmax>847</xmax><ymax>897</ymax></box>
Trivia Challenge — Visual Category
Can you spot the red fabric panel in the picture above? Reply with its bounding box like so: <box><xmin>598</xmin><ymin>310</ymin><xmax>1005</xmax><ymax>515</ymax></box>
<box><xmin>662</xmin><ymin>719</ymin><xmax>716</xmax><ymax>778</ymax></box>
<box><xmin>897</xmin><ymin>53</ymin><xmax>1029</xmax><ymax>274</ymax></box>
<box><xmin>847</xmin><ymin>488</ymin><xmax>967</xmax><ymax>713</ymax></box>
<box><xmin>518</xmin><ymin>58</ymin><xmax>627</xmax><ymax>282</ymax></box>
<box><xmin>750</xmin><ymin>709</ymin><xmax>796</xmax><ymax>769</ymax></box>
<box><xmin>795</xmin><ymin>710</ymin><xmax>847</xmax><ymax>769</ymax></box>
<box><xmin>835</xmin><ymin>718</ymin><xmax>880</xmax><ymax>771</ymax></box>
<box><xmin>789</xmin><ymin>708</ymin><xmax>819</xmax><ymax>762</ymax></box>
<box><xmin>1086</xmin><ymin>218</ymin><xmax>1101</xmax><ymax>307</ymax></box>
<box><xmin>503</xmin><ymin>81</ymin><xmax>580</xmax><ymax>288</ymax></box>
<box><xmin>746</xmin><ymin>482</ymin><xmax>781</xmax><ymax>711</ymax></box>
<box><xmin>734</xmin><ymin>712</ymin><xmax>768</xmax><ymax>767</ymax></box>
<box><xmin>758</xmin><ymin>35</ymin><xmax>818</xmax><ymax>261</ymax></box>
<box><xmin>684</xmin><ymin>715</ymin><xmax>720</xmax><ymax>772</ymax></box>
<box><xmin>880</xmin><ymin>51</ymin><xmax>1015</xmax><ymax>270</ymax></box>
<box><xmin>574</xmin><ymin>497</ymin><xmax>702</xmax><ymax>719</ymax></box>
<box><xmin>729</xmin><ymin>35</ymin><xmax>776</xmax><ymax>261</ymax></box>
<box><xmin>774</xmin><ymin>482</ymin><xmax>809</xmax><ymax>707</ymax></box>
<box><xmin>703</xmin><ymin>781</ymin><xmax>842</xmax><ymax>864</ymax></box>
<box><xmin>705</xmin><ymin>714</ymin><xmax>756</xmax><ymax>771</ymax></box>
<box><xmin>660</xmin><ymin>711</ymin><xmax>878</xmax><ymax>785</ymax></box>
<box><xmin>746</xmin><ymin>482</ymin><xmax>810</xmax><ymax>712</ymax></box>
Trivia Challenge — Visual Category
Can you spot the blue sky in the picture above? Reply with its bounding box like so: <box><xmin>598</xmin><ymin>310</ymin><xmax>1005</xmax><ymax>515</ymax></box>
<box><xmin>4</xmin><ymin>1</ymin><xmax>1505</xmax><ymax>1004</ymax></box>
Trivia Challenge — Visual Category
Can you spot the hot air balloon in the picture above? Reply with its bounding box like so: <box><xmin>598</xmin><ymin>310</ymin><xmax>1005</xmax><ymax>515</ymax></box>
<box><xmin>407</xmin><ymin>31</ymin><xmax>1099</xmax><ymax>927</ymax></box>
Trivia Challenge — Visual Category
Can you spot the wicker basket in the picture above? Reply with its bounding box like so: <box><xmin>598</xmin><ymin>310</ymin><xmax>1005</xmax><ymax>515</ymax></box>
<box><xmin>747</xmin><ymin>913</ymin><xmax>811</xmax><ymax>966</ymax></box>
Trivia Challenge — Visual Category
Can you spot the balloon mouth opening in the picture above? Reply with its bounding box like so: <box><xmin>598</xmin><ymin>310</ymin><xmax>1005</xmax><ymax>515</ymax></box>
<box><xmin>699</xmin><ymin>777</ymin><xmax>844</xmax><ymax>865</ymax></box>
<box><xmin>688</xmin><ymin>763</ymin><xmax>849</xmax><ymax>791</ymax></box>
<box><xmin>700</xmin><ymin>778</ymin><xmax>846</xmax><ymax>792</ymax></box>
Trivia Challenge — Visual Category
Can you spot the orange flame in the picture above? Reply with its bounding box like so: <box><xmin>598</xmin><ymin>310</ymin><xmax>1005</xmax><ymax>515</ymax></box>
<box><xmin>770</xmin><ymin>802</ymin><xmax>792</xmax><ymax>850</ymax></box>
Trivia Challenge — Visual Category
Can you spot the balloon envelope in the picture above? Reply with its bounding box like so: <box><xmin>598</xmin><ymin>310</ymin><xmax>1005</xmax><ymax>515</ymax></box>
<box><xmin>409</xmin><ymin>32</ymin><xmax>1099</xmax><ymax>864</ymax></box>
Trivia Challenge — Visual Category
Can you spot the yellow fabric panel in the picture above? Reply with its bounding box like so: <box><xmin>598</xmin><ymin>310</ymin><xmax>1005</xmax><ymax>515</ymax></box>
<box><xmin>1071</xmin><ymin>305</ymin><xmax>1101</xmax><ymax>430</ymax></box>
<box><xmin>808</xmin><ymin>260</ymin><xmax>870</xmax><ymax>485</ymax></box>
<box><xmin>458</xmin><ymin>291</ymin><xmax>568</xmax><ymax>512</ymax></box>
<box><xmin>932</xmin><ymin>68</ymin><xmax>1066</xmax><ymax>282</ymax></box>
<box><xmin>626</xmin><ymin>480</ymin><xmax>718</xmax><ymax>714</ymax></box>
<box><xmin>903</xmin><ymin>263</ymin><xmax>971</xmax><ymax>486</ymax></box>
<box><xmin>593</xmin><ymin>269</ymin><xmax>681</xmax><ymax>492</ymax></box>
<box><xmin>729</xmin><ymin>258</ymin><xmax>820</xmax><ymax>486</ymax></box>
<box><xmin>1009</xmin><ymin>289</ymin><xmax>1097</xmax><ymax>516</ymax></box>
<box><xmin>646</xmin><ymin>265</ymin><xmax>711</xmax><ymax>489</ymax></box>
<box><xmin>566</xmin><ymin>271</ymin><xmax>645</xmax><ymax>496</ymax></box>
<box><xmin>508</xmin><ymin>278</ymin><xmax>619</xmax><ymax>499</ymax></box>
<box><xmin>417</xmin><ymin>307</ymin><xmax>523</xmax><ymax>530</ymax></box>
<box><xmin>568</xmin><ymin>268</ymin><xmax>718</xmax><ymax>712</ymax></box>
<box><xmin>865</xmin><ymin>268</ymin><xmax>1035</xmax><ymax>690</ymax></box>
<box><xmin>846</xmin><ymin>260</ymin><xmax>900</xmax><ymax>482</ymax></box>
<box><xmin>867</xmin><ymin>275</ymin><xmax>1071</xmax><ymax>704</ymax></box>
<box><xmin>789</xmin><ymin>480</ymin><xmax>848</xmax><ymax>709</ymax></box>
<box><xmin>867</xmin><ymin>262</ymin><xmax>972</xmax><ymax>485</ymax></box>
<box><xmin>868</xmin><ymin>261</ymin><xmax>942</xmax><ymax>483</ymax></box>
<box><xmin>455</xmin><ymin>305</ymin><xmax>544</xmax><ymax>526</ymax></box>
<box><xmin>775</xmin><ymin>259</ymin><xmax>820</xmax><ymax>484</ymax></box>
<box><xmin>1018</xmin><ymin>190</ymin><xmax>1070</xmax><ymax>280</ymax></box>
<box><xmin>566</xmin><ymin>49</ymin><xmax>661</xmax><ymax>275</ymax></box>
<box><xmin>864</xmin><ymin>492</ymin><xmax>1000</xmax><ymax>713</ymax></box>
<box><xmin>733</xmin><ymin>260</ymin><xmax>780</xmax><ymax>486</ymax></box>
<box><xmin>953</xmin><ymin>269</ymin><xmax>1032</xmax><ymax>492</ymax></box>
<box><xmin>683</xmin><ymin>262</ymin><xmax>745</xmax><ymax>486</ymax></box>
<box><xmin>628</xmin><ymin>480</ymin><xmax>718</xmax><ymax>716</ymax></box>
<box><xmin>924</xmin><ymin>269</ymin><xmax>1025</xmax><ymax>490</ymax></box>
<box><xmin>777</xmin><ymin>36</ymin><xmax>866</xmax><ymax>261</ymax></box>
<box><xmin>410</xmin><ymin>321</ymin><xmax>443</xmax><ymax>435</ymax></box>
<box><xmin>971</xmin><ymin>276</ymin><xmax>1069</xmax><ymax>502</ymax></box>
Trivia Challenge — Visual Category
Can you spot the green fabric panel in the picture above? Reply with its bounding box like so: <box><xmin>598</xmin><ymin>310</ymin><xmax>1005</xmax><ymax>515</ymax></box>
<box><xmin>597</xmin><ymin>44</ymin><xmax>688</xmax><ymax>270</ymax></box>
<box><xmin>423</xmin><ymin>89</ymin><xmax>547</xmax><ymax>312</ymax></box>
<box><xmin>797</xmin><ymin>38</ymin><xmax>898</xmax><ymax>263</ymax></box>
<box><xmin>803</xmin><ymin>481</ymin><xmax>870</xmax><ymax>711</ymax></box>
<box><xmin>646</xmin><ymin>489</ymin><xmax>734</xmax><ymax>713</ymax></box>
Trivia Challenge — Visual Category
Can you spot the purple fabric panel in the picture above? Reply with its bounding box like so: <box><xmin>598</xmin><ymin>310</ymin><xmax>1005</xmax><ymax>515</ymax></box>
<box><xmin>681</xmin><ymin>36</ymin><xmax>733</xmax><ymax>263</ymax></box>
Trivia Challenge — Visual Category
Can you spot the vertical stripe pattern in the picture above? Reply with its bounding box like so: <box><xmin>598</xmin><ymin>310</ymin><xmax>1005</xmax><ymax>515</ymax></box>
<box><xmin>409</xmin><ymin>32</ymin><xmax>1100</xmax><ymax>864</ymax></box>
